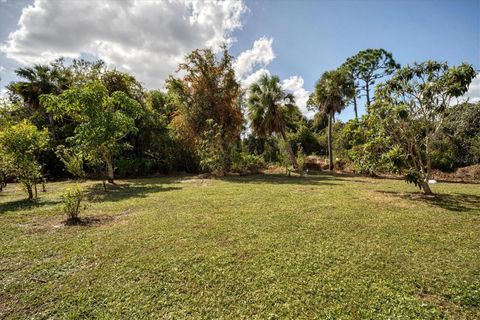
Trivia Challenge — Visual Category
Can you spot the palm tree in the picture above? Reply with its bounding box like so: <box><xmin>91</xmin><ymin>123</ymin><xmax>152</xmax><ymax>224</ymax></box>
<box><xmin>247</xmin><ymin>74</ymin><xmax>299</xmax><ymax>169</ymax></box>
<box><xmin>7</xmin><ymin>64</ymin><xmax>71</xmax><ymax>142</ymax></box>
<box><xmin>309</xmin><ymin>69</ymin><xmax>354</xmax><ymax>170</ymax></box>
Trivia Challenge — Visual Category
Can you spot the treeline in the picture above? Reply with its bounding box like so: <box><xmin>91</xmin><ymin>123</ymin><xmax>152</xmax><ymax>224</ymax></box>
<box><xmin>0</xmin><ymin>47</ymin><xmax>478</xmax><ymax>198</ymax></box>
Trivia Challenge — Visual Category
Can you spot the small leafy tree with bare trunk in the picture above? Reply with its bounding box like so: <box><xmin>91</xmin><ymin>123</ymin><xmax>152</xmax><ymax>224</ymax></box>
<box><xmin>247</xmin><ymin>74</ymin><xmax>299</xmax><ymax>170</ymax></box>
<box><xmin>41</xmin><ymin>81</ymin><xmax>142</xmax><ymax>188</ymax></box>
<box><xmin>367</xmin><ymin>61</ymin><xmax>476</xmax><ymax>195</ymax></box>
<box><xmin>0</xmin><ymin>120</ymin><xmax>49</xmax><ymax>200</ymax></box>
<box><xmin>308</xmin><ymin>69</ymin><xmax>355</xmax><ymax>170</ymax></box>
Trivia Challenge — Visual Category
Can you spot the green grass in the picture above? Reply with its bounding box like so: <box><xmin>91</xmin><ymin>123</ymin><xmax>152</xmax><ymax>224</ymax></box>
<box><xmin>1</xmin><ymin>173</ymin><xmax>479</xmax><ymax>319</ymax></box>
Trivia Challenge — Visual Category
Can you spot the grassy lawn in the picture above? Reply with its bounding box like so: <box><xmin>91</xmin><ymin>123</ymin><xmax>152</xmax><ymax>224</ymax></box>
<box><xmin>1</xmin><ymin>173</ymin><xmax>479</xmax><ymax>319</ymax></box>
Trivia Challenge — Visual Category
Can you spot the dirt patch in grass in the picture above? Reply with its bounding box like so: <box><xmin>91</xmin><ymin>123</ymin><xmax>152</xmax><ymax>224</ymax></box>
<box><xmin>417</xmin><ymin>289</ymin><xmax>462</xmax><ymax>316</ymax></box>
<box><xmin>365</xmin><ymin>190</ymin><xmax>417</xmax><ymax>209</ymax></box>
<box><xmin>17</xmin><ymin>207</ymin><xmax>135</xmax><ymax>233</ymax></box>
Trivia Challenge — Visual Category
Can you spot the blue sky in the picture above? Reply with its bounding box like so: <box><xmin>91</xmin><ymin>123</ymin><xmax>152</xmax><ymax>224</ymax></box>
<box><xmin>1</xmin><ymin>0</ymin><xmax>479</xmax><ymax>121</ymax></box>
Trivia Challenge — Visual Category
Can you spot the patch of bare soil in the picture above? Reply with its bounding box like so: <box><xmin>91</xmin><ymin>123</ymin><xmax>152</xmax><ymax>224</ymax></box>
<box><xmin>366</xmin><ymin>190</ymin><xmax>417</xmax><ymax>209</ymax></box>
<box><xmin>19</xmin><ymin>208</ymin><xmax>135</xmax><ymax>233</ymax></box>
<box><xmin>417</xmin><ymin>288</ymin><xmax>462</xmax><ymax>316</ymax></box>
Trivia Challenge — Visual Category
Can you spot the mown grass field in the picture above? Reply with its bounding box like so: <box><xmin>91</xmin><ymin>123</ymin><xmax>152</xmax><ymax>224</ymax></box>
<box><xmin>1</xmin><ymin>173</ymin><xmax>479</xmax><ymax>319</ymax></box>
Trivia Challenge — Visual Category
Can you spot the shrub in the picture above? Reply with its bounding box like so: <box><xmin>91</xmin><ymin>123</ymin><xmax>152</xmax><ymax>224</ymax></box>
<box><xmin>296</xmin><ymin>143</ymin><xmax>306</xmax><ymax>176</ymax></box>
<box><xmin>62</xmin><ymin>185</ymin><xmax>84</xmax><ymax>222</ymax></box>
<box><xmin>0</xmin><ymin>121</ymin><xmax>49</xmax><ymax>200</ymax></box>
<box><xmin>232</xmin><ymin>153</ymin><xmax>265</xmax><ymax>173</ymax></box>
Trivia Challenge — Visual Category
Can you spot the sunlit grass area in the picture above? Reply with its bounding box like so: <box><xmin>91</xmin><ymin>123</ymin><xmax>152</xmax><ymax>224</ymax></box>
<box><xmin>1</xmin><ymin>173</ymin><xmax>479</xmax><ymax>319</ymax></box>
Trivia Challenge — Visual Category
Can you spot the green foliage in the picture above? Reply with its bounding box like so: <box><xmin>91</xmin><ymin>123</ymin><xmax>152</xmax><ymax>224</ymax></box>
<box><xmin>433</xmin><ymin>102</ymin><xmax>480</xmax><ymax>169</ymax></box>
<box><xmin>362</xmin><ymin>61</ymin><xmax>476</xmax><ymax>193</ymax></box>
<box><xmin>309</xmin><ymin>68</ymin><xmax>355</xmax><ymax>170</ymax></box>
<box><xmin>342</xmin><ymin>48</ymin><xmax>400</xmax><ymax>107</ymax></box>
<box><xmin>244</xmin><ymin>134</ymin><xmax>281</xmax><ymax>163</ymax></box>
<box><xmin>404</xmin><ymin>170</ymin><xmax>423</xmax><ymax>190</ymax></box>
<box><xmin>308</xmin><ymin>68</ymin><xmax>355</xmax><ymax>115</ymax></box>
<box><xmin>382</xmin><ymin>145</ymin><xmax>408</xmax><ymax>174</ymax></box>
<box><xmin>167</xmin><ymin>47</ymin><xmax>243</xmax><ymax>164</ymax></box>
<box><xmin>197</xmin><ymin>119</ymin><xmax>225</xmax><ymax>174</ymax></box>
<box><xmin>55</xmin><ymin>145</ymin><xmax>85</xmax><ymax>179</ymax></box>
<box><xmin>247</xmin><ymin>74</ymin><xmax>298</xmax><ymax>137</ymax></box>
<box><xmin>296</xmin><ymin>143</ymin><xmax>307</xmax><ymax>176</ymax></box>
<box><xmin>0</xmin><ymin>120</ymin><xmax>49</xmax><ymax>199</ymax></box>
<box><xmin>231</xmin><ymin>152</ymin><xmax>265</xmax><ymax>173</ymax></box>
<box><xmin>2</xmin><ymin>51</ymin><xmax>476</xmax><ymax>182</ymax></box>
<box><xmin>289</xmin><ymin>123</ymin><xmax>322</xmax><ymax>156</ymax></box>
<box><xmin>62</xmin><ymin>185</ymin><xmax>84</xmax><ymax>222</ymax></box>
<box><xmin>41</xmin><ymin>81</ymin><xmax>143</xmax><ymax>181</ymax></box>
<box><xmin>247</xmin><ymin>74</ymin><xmax>299</xmax><ymax>169</ymax></box>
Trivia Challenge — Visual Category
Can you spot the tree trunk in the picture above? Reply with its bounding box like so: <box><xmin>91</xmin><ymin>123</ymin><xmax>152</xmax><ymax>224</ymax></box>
<box><xmin>421</xmin><ymin>179</ymin><xmax>433</xmax><ymax>195</ymax></box>
<box><xmin>353</xmin><ymin>94</ymin><xmax>358</xmax><ymax>120</ymax></box>
<box><xmin>280</xmin><ymin>130</ymin><xmax>298</xmax><ymax>170</ymax></box>
<box><xmin>105</xmin><ymin>154</ymin><xmax>114</xmax><ymax>183</ymax></box>
<box><xmin>328</xmin><ymin>110</ymin><xmax>334</xmax><ymax>171</ymax></box>
<box><xmin>365</xmin><ymin>81</ymin><xmax>371</xmax><ymax>108</ymax></box>
<box><xmin>27</xmin><ymin>184</ymin><xmax>33</xmax><ymax>200</ymax></box>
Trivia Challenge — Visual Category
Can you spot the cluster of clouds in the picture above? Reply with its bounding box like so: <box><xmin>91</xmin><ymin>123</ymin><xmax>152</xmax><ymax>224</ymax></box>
<box><xmin>460</xmin><ymin>75</ymin><xmax>480</xmax><ymax>104</ymax></box>
<box><xmin>1</xmin><ymin>0</ymin><xmax>477</xmax><ymax>114</ymax></box>
<box><xmin>1</xmin><ymin>0</ymin><xmax>246</xmax><ymax>88</ymax></box>
<box><xmin>233</xmin><ymin>37</ymin><xmax>311</xmax><ymax>115</ymax></box>
<box><xmin>0</xmin><ymin>0</ymin><xmax>312</xmax><ymax>115</ymax></box>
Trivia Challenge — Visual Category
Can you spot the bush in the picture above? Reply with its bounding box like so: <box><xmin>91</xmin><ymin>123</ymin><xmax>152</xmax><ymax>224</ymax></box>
<box><xmin>62</xmin><ymin>185</ymin><xmax>84</xmax><ymax>222</ymax></box>
<box><xmin>232</xmin><ymin>153</ymin><xmax>265</xmax><ymax>173</ymax></box>
<box><xmin>296</xmin><ymin>143</ymin><xmax>306</xmax><ymax>176</ymax></box>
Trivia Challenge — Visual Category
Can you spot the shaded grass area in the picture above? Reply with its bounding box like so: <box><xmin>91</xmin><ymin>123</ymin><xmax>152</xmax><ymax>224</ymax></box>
<box><xmin>0</xmin><ymin>173</ymin><xmax>479</xmax><ymax>319</ymax></box>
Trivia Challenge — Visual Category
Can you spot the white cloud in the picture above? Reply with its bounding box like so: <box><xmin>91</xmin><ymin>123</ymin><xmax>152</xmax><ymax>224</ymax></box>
<box><xmin>234</xmin><ymin>37</ymin><xmax>274</xmax><ymax>78</ymax></box>
<box><xmin>462</xmin><ymin>75</ymin><xmax>480</xmax><ymax>103</ymax></box>
<box><xmin>236</xmin><ymin>37</ymin><xmax>311</xmax><ymax>118</ymax></box>
<box><xmin>281</xmin><ymin>76</ymin><xmax>311</xmax><ymax>117</ymax></box>
<box><xmin>240</xmin><ymin>67</ymin><xmax>270</xmax><ymax>88</ymax></box>
<box><xmin>1</xmin><ymin>0</ymin><xmax>247</xmax><ymax>88</ymax></box>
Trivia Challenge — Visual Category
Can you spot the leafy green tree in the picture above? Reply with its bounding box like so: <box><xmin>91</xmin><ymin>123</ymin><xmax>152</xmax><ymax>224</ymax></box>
<box><xmin>167</xmin><ymin>47</ymin><xmax>243</xmax><ymax>172</ymax></box>
<box><xmin>148</xmin><ymin>90</ymin><xmax>175</xmax><ymax>119</ymax></box>
<box><xmin>342</xmin><ymin>49</ymin><xmax>399</xmax><ymax>116</ymax></box>
<box><xmin>0</xmin><ymin>120</ymin><xmax>49</xmax><ymax>200</ymax></box>
<box><xmin>367</xmin><ymin>61</ymin><xmax>476</xmax><ymax>194</ymax></box>
<box><xmin>102</xmin><ymin>69</ymin><xmax>144</xmax><ymax>102</ymax></box>
<box><xmin>41</xmin><ymin>81</ymin><xmax>143</xmax><ymax>185</ymax></box>
<box><xmin>6</xmin><ymin>62</ymin><xmax>72</xmax><ymax>141</ymax></box>
<box><xmin>247</xmin><ymin>74</ymin><xmax>299</xmax><ymax>169</ymax></box>
<box><xmin>432</xmin><ymin>102</ymin><xmax>480</xmax><ymax>170</ymax></box>
<box><xmin>308</xmin><ymin>69</ymin><xmax>355</xmax><ymax>170</ymax></box>
<box><xmin>197</xmin><ymin>119</ymin><xmax>226</xmax><ymax>174</ymax></box>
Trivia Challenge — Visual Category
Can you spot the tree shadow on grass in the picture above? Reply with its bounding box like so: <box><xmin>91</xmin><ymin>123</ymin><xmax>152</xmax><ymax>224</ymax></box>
<box><xmin>84</xmin><ymin>180</ymin><xmax>181</xmax><ymax>203</ymax></box>
<box><xmin>219</xmin><ymin>172</ymin><xmax>350</xmax><ymax>186</ymax></box>
<box><xmin>378</xmin><ymin>191</ymin><xmax>480</xmax><ymax>213</ymax></box>
<box><xmin>0</xmin><ymin>198</ymin><xmax>61</xmax><ymax>215</ymax></box>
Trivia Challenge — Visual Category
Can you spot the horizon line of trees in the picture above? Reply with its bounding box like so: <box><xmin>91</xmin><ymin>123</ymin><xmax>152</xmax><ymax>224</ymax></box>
<box><xmin>0</xmin><ymin>47</ymin><xmax>478</xmax><ymax>198</ymax></box>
